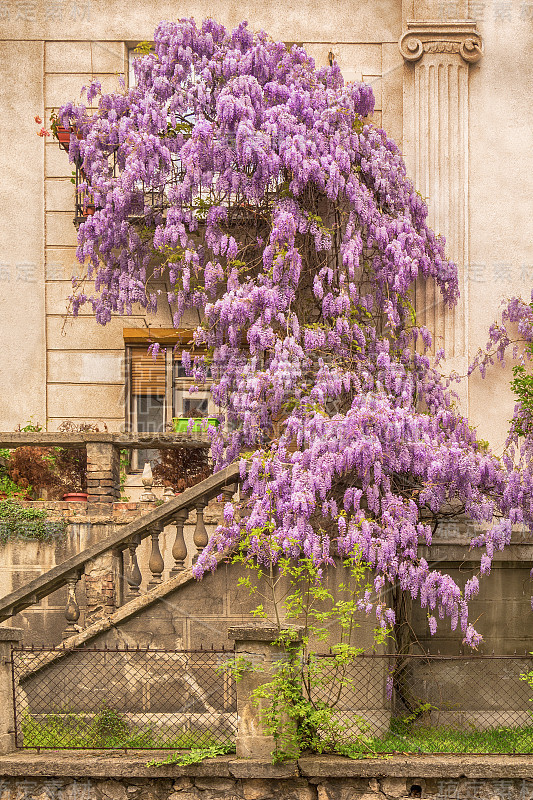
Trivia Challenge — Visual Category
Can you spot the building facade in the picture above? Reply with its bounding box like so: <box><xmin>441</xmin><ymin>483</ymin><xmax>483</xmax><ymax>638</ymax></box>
<box><xmin>0</xmin><ymin>0</ymin><xmax>532</xmax><ymax>451</ymax></box>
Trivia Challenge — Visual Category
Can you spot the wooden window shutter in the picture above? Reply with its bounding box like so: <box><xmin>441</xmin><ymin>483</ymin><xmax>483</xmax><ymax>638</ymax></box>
<box><xmin>130</xmin><ymin>347</ymin><xmax>167</xmax><ymax>395</ymax></box>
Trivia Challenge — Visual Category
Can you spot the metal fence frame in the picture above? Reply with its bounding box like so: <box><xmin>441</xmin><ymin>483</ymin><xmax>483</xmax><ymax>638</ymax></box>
<box><xmin>10</xmin><ymin>646</ymin><xmax>533</xmax><ymax>754</ymax></box>
<box><xmin>11</xmin><ymin>644</ymin><xmax>237</xmax><ymax>751</ymax></box>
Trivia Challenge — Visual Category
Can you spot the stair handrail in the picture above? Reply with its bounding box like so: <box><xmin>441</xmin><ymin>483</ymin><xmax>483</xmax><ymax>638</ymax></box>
<box><xmin>0</xmin><ymin>462</ymin><xmax>241</xmax><ymax>624</ymax></box>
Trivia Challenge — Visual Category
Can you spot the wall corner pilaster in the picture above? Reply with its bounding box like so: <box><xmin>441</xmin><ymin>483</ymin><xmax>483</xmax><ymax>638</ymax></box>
<box><xmin>399</xmin><ymin>17</ymin><xmax>483</xmax><ymax>409</ymax></box>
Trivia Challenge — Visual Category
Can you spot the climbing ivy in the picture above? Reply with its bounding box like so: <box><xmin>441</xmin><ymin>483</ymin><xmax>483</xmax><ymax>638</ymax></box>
<box><xmin>0</xmin><ymin>500</ymin><xmax>66</xmax><ymax>543</ymax></box>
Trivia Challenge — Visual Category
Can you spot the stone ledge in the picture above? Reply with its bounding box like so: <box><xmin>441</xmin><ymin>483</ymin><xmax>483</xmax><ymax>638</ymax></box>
<box><xmin>229</xmin><ymin>624</ymin><xmax>304</xmax><ymax>642</ymax></box>
<box><xmin>297</xmin><ymin>755</ymin><xmax>533</xmax><ymax>779</ymax></box>
<box><xmin>228</xmin><ymin>759</ymin><xmax>300</xmax><ymax>779</ymax></box>
<box><xmin>0</xmin><ymin>627</ymin><xmax>23</xmax><ymax>642</ymax></box>
<box><xmin>2</xmin><ymin>753</ymin><xmax>533</xmax><ymax>780</ymax></box>
<box><xmin>0</xmin><ymin>751</ymin><xmax>235</xmax><ymax>779</ymax></box>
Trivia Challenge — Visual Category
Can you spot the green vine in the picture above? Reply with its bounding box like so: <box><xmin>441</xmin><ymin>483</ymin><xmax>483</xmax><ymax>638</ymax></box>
<box><xmin>0</xmin><ymin>500</ymin><xmax>66</xmax><ymax>543</ymax></box>
<box><xmin>230</xmin><ymin>539</ymin><xmax>390</xmax><ymax>763</ymax></box>
<box><xmin>147</xmin><ymin>741</ymin><xmax>235</xmax><ymax>767</ymax></box>
<box><xmin>119</xmin><ymin>449</ymin><xmax>131</xmax><ymax>500</ymax></box>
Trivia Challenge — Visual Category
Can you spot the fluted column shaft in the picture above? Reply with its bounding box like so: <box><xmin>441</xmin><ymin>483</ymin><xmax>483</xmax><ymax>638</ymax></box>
<box><xmin>401</xmin><ymin>21</ymin><xmax>482</xmax><ymax>411</ymax></box>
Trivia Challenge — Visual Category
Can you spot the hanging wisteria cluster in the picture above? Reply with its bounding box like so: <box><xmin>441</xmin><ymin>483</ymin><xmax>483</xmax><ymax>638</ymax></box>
<box><xmin>59</xmin><ymin>18</ymin><xmax>532</xmax><ymax>646</ymax></box>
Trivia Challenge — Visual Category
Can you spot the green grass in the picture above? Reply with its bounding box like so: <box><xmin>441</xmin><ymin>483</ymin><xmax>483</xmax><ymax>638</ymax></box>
<box><xmin>20</xmin><ymin>709</ymin><xmax>533</xmax><ymax>755</ymax></box>
<box><xmin>358</xmin><ymin>724</ymin><xmax>533</xmax><ymax>755</ymax></box>
<box><xmin>21</xmin><ymin>709</ymin><xmax>234</xmax><ymax>751</ymax></box>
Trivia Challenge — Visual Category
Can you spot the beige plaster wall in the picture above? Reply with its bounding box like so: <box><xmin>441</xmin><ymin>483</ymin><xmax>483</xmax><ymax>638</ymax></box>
<box><xmin>0</xmin><ymin>0</ymin><xmax>401</xmax><ymax>43</ymax></box>
<box><xmin>0</xmin><ymin>42</ymin><xmax>46</xmax><ymax>430</ymax></box>
<box><xmin>6</xmin><ymin>0</ymin><xmax>532</xmax><ymax>456</ymax></box>
<box><xmin>399</xmin><ymin>0</ymin><xmax>533</xmax><ymax>451</ymax></box>
<box><xmin>466</xmin><ymin>8</ymin><xmax>533</xmax><ymax>451</ymax></box>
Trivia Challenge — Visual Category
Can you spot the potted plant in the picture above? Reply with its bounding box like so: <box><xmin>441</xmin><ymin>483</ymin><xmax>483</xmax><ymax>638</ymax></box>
<box><xmin>35</xmin><ymin>112</ymin><xmax>81</xmax><ymax>152</ymax></box>
<box><xmin>152</xmin><ymin>445</ymin><xmax>211</xmax><ymax>493</ymax></box>
<box><xmin>172</xmin><ymin>414</ymin><xmax>219</xmax><ymax>433</ymax></box>
<box><xmin>53</xmin><ymin>447</ymin><xmax>88</xmax><ymax>501</ymax></box>
<box><xmin>7</xmin><ymin>446</ymin><xmax>63</xmax><ymax>499</ymax></box>
<box><xmin>55</xmin><ymin>421</ymin><xmax>107</xmax><ymax>500</ymax></box>
<box><xmin>4</xmin><ymin>421</ymin><xmax>105</xmax><ymax>501</ymax></box>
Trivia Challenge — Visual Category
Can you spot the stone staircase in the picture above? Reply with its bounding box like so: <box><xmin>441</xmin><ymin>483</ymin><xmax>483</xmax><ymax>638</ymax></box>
<box><xmin>0</xmin><ymin>459</ymin><xmax>390</xmax><ymax>753</ymax></box>
<box><xmin>0</xmin><ymin>463</ymin><xmax>242</xmax><ymax>651</ymax></box>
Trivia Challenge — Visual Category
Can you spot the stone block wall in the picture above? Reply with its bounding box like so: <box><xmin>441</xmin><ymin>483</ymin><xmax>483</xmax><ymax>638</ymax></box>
<box><xmin>0</xmin><ymin>754</ymin><xmax>532</xmax><ymax>800</ymax></box>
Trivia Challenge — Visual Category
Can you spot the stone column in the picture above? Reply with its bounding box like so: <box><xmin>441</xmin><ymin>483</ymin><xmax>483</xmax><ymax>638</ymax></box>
<box><xmin>84</xmin><ymin>552</ymin><xmax>117</xmax><ymax>626</ymax></box>
<box><xmin>228</xmin><ymin>624</ymin><xmax>303</xmax><ymax>760</ymax></box>
<box><xmin>400</xmin><ymin>21</ymin><xmax>482</xmax><ymax>411</ymax></box>
<box><xmin>86</xmin><ymin>440</ymin><xmax>120</xmax><ymax>506</ymax></box>
<box><xmin>0</xmin><ymin>628</ymin><xmax>23</xmax><ymax>754</ymax></box>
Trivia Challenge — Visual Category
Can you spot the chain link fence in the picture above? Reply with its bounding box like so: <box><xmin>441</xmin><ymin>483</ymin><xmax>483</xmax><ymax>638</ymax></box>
<box><xmin>11</xmin><ymin>647</ymin><xmax>533</xmax><ymax>753</ymax></box>
<box><xmin>307</xmin><ymin>653</ymin><xmax>533</xmax><ymax>754</ymax></box>
<box><xmin>11</xmin><ymin>646</ymin><xmax>236</xmax><ymax>750</ymax></box>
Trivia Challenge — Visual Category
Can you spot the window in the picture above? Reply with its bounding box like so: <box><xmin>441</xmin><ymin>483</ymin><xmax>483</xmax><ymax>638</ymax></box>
<box><xmin>124</xmin><ymin>329</ymin><xmax>219</xmax><ymax>469</ymax></box>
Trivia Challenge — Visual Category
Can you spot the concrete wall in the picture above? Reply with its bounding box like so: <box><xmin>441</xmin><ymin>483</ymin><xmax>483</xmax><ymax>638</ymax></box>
<box><xmin>1</xmin><ymin>752</ymin><xmax>533</xmax><ymax>798</ymax></box>
<box><xmin>2</xmin><ymin>510</ymin><xmax>533</xmax><ymax>651</ymax></box>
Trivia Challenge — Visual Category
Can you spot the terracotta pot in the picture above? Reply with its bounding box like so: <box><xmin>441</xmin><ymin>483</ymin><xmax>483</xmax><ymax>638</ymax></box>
<box><xmin>55</xmin><ymin>125</ymin><xmax>71</xmax><ymax>148</ymax></box>
<box><xmin>62</xmin><ymin>492</ymin><xmax>88</xmax><ymax>502</ymax></box>
<box><xmin>83</xmin><ymin>204</ymin><xmax>95</xmax><ymax>216</ymax></box>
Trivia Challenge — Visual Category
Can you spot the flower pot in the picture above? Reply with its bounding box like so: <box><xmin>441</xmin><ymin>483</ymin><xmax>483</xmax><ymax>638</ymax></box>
<box><xmin>55</xmin><ymin>125</ymin><xmax>82</xmax><ymax>151</ymax></box>
<box><xmin>62</xmin><ymin>492</ymin><xmax>88</xmax><ymax>502</ymax></box>
<box><xmin>55</xmin><ymin>125</ymin><xmax>71</xmax><ymax>149</ymax></box>
<box><xmin>83</xmin><ymin>204</ymin><xmax>95</xmax><ymax>216</ymax></box>
<box><xmin>172</xmin><ymin>417</ymin><xmax>219</xmax><ymax>433</ymax></box>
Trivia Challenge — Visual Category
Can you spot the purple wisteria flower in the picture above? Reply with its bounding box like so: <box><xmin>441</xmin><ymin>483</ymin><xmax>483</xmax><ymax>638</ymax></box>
<box><xmin>59</xmin><ymin>18</ymin><xmax>533</xmax><ymax>648</ymax></box>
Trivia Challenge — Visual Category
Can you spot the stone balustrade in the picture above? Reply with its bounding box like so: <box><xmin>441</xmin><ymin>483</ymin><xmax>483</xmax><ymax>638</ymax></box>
<box><xmin>0</xmin><ymin>463</ymin><xmax>241</xmax><ymax>641</ymax></box>
<box><xmin>0</xmin><ymin>431</ymin><xmax>211</xmax><ymax>507</ymax></box>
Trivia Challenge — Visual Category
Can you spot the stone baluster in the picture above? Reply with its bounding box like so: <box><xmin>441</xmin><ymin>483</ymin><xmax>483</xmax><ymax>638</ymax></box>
<box><xmin>170</xmin><ymin>509</ymin><xmax>189</xmax><ymax>577</ymax></box>
<box><xmin>140</xmin><ymin>461</ymin><xmax>156</xmax><ymax>503</ymax></box>
<box><xmin>63</xmin><ymin>573</ymin><xmax>81</xmax><ymax>639</ymax></box>
<box><xmin>147</xmin><ymin>523</ymin><xmax>165</xmax><ymax>589</ymax></box>
<box><xmin>193</xmin><ymin>499</ymin><xmax>208</xmax><ymax>561</ymax></box>
<box><xmin>163</xmin><ymin>486</ymin><xmax>175</xmax><ymax>502</ymax></box>
<box><xmin>126</xmin><ymin>535</ymin><xmax>142</xmax><ymax>598</ymax></box>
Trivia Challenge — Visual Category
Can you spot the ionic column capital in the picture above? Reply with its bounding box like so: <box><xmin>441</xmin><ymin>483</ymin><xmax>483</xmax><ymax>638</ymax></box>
<box><xmin>399</xmin><ymin>21</ymin><xmax>483</xmax><ymax>64</ymax></box>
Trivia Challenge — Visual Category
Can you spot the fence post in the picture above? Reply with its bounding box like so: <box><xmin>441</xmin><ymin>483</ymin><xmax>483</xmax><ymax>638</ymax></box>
<box><xmin>0</xmin><ymin>628</ymin><xmax>23</xmax><ymax>754</ymax></box>
<box><xmin>228</xmin><ymin>624</ymin><xmax>303</xmax><ymax>759</ymax></box>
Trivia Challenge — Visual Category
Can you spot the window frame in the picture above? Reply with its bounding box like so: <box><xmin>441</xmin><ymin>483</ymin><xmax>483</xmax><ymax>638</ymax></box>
<box><xmin>124</xmin><ymin>328</ymin><xmax>220</xmax><ymax>470</ymax></box>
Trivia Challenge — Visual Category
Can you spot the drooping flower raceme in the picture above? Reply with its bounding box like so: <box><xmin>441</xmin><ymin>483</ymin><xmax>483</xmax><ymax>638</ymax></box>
<box><xmin>59</xmin><ymin>19</ymin><xmax>529</xmax><ymax>647</ymax></box>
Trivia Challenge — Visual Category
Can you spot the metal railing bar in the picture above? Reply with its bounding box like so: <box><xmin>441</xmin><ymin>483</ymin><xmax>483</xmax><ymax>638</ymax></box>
<box><xmin>312</xmin><ymin>653</ymin><xmax>533</xmax><ymax>660</ymax></box>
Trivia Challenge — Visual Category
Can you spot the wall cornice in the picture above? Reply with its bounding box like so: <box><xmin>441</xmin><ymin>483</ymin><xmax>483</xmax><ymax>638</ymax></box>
<box><xmin>399</xmin><ymin>20</ymin><xmax>483</xmax><ymax>63</ymax></box>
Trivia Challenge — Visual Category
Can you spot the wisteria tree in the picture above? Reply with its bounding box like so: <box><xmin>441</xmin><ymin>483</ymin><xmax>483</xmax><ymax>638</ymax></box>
<box><xmin>56</xmin><ymin>18</ymin><xmax>533</xmax><ymax>647</ymax></box>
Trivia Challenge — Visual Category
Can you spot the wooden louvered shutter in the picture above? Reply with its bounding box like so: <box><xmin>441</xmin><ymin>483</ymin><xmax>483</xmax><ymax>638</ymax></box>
<box><xmin>130</xmin><ymin>347</ymin><xmax>167</xmax><ymax>395</ymax></box>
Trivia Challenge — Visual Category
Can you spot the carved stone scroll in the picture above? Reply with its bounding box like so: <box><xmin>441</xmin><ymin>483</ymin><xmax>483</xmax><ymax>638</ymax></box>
<box><xmin>399</xmin><ymin>22</ymin><xmax>483</xmax><ymax>64</ymax></box>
